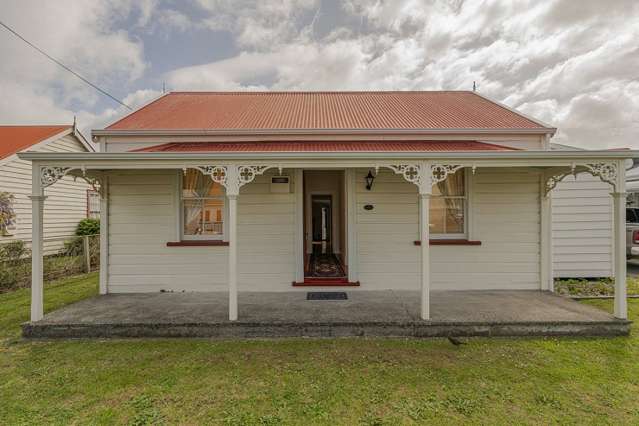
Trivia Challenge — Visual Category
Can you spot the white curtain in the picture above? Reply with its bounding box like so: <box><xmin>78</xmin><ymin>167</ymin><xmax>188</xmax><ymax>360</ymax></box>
<box><xmin>183</xmin><ymin>170</ymin><xmax>214</xmax><ymax>235</ymax></box>
<box><xmin>436</xmin><ymin>170</ymin><xmax>464</xmax><ymax>230</ymax></box>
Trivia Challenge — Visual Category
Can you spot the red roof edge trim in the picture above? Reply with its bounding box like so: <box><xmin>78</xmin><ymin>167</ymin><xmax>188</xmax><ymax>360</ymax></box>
<box><xmin>130</xmin><ymin>140</ymin><xmax>521</xmax><ymax>153</ymax></box>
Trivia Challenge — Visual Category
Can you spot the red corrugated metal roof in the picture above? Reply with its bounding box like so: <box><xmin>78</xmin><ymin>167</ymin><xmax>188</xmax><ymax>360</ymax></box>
<box><xmin>107</xmin><ymin>91</ymin><xmax>549</xmax><ymax>131</ymax></box>
<box><xmin>132</xmin><ymin>140</ymin><xmax>518</xmax><ymax>153</ymax></box>
<box><xmin>0</xmin><ymin>125</ymin><xmax>71</xmax><ymax>160</ymax></box>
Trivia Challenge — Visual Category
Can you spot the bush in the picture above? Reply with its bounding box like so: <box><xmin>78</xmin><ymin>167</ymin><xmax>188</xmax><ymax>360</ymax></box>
<box><xmin>0</xmin><ymin>240</ymin><xmax>30</xmax><ymax>262</ymax></box>
<box><xmin>0</xmin><ymin>240</ymin><xmax>30</xmax><ymax>292</ymax></box>
<box><xmin>0</xmin><ymin>191</ymin><xmax>16</xmax><ymax>236</ymax></box>
<box><xmin>75</xmin><ymin>218</ymin><xmax>100</xmax><ymax>236</ymax></box>
<box><xmin>63</xmin><ymin>236</ymin><xmax>84</xmax><ymax>256</ymax></box>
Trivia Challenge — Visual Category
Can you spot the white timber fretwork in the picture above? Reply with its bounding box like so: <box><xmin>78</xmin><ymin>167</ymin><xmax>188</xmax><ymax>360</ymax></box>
<box><xmin>543</xmin><ymin>162</ymin><xmax>618</xmax><ymax>196</ymax></box>
<box><xmin>40</xmin><ymin>165</ymin><xmax>104</xmax><ymax>195</ymax></box>
<box><xmin>191</xmin><ymin>164</ymin><xmax>281</xmax><ymax>195</ymax></box>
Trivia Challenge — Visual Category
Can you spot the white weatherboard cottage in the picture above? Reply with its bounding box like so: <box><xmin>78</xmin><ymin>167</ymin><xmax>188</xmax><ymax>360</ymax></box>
<box><xmin>1</xmin><ymin>125</ymin><xmax>95</xmax><ymax>252</ymax></box>
<box><xmin>19</xmin><ymin>92</ymin><xmax>635</xmax><ymax>325</ymax></box>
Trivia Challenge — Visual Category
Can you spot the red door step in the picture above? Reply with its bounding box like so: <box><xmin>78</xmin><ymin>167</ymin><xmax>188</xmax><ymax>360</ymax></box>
<box><xmin>292</xmin><ymin>278</ymin><xmax>360</xmax><ymax>287</ymax></box>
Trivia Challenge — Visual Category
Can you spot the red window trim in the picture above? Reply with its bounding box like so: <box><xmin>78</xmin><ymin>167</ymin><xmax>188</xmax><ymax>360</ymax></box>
<box><xmin>166</xmin><ymin>240</ymin><xmax>229</xmax><ymax>247</ymax></box>
<box><xmin>414</xmin><ymin>239</ymin><xmax>482</xmax><ymax>246</ymax></box>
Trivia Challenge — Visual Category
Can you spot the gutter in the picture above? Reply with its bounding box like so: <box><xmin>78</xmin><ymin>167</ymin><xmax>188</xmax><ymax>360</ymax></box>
<box><xmin>18</xmin><ymin>150</ymin><xmax>639</xmax><ymax>162</ymax></box>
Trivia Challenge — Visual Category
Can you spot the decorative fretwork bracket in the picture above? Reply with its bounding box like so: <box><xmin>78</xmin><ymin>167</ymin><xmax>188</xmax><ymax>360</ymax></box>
<box><xmin>431</xmin><ymin>164</ymin><xmax>465</xmax><ymax>184</ymax></box>
<box><xmin>544</xmin><ymin>162</ymin><xmax>618</xmax><ymax>196</ymax></box>
<box><xmin>41</xmin><ymin>166</ymin><xmax>73</xmax><ymax>187</ymax></box>
<box><xmin>40</xmin><ymin>166</ymin><xmax>104</xmax><ymax>196</ymax></box>
<box><xmin>377</xmin><ymin>163</ymin><xmax>464</xmax><ymax>194</ymax></box>
<box><xmin>190</xmin><ymin>165</ymin><xmax>282</xmax><ymax>195</ymax></box>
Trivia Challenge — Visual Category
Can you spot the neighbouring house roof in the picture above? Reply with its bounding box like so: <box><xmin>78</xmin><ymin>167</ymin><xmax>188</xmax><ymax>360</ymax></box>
<box><xmin>0</xmin><ymin>125</ymin><xmax>73</xmax><ymax>160</ymax></box>
<box><xmin>131</xmin><ymin>140</ymin><xmax>519</xmax><ymax>153</ymax></box>
<box><xmin>105</xmin><ymin>91</ymin><xmax>553</xmax><ymax>132</ymax></box>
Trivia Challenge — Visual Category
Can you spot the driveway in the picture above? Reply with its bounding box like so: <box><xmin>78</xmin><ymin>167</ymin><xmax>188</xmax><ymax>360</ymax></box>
<box><xmin>628</xmin><ymin>259</ymin><xmax>639</xmax><ymax>277</ymax></box>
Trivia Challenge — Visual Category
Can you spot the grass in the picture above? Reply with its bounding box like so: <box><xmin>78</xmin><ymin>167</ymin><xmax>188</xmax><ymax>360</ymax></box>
<box><xmin>0</xmin><ymin>274</ymin><xmax>638</xmax><ymax>424</ymax></box>
<box><xmin>555</xmin><ymin>276</ymin><xmax>639</xmax><ymax>297</ymax></box>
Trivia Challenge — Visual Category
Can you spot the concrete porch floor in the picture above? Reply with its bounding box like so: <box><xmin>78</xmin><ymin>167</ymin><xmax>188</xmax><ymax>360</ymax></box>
<box><xmin>23</xmin><ymin>290</ymin><xmax>630</xmax><ymax>338</ymax></box>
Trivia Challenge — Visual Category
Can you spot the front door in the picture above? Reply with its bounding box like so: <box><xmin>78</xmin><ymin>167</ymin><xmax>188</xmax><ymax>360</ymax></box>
<box><xmin>311</xmin><ymin>195</ymin><xmax>332</xmax><ymax>255</ymax></box>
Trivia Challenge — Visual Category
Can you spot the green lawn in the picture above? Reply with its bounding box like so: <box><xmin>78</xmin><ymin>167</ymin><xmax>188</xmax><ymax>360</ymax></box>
<box><xmin>1</xmin><ymin>275</ymin><xmax>638</xmax><ymax>424</ymax></box>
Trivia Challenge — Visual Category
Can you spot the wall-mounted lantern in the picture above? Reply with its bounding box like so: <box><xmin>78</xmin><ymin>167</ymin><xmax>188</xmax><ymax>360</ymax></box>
<box><xmin>365</xmin><ymin>170</ymin><xmax>375</xmax><ymax>191</ymax></box>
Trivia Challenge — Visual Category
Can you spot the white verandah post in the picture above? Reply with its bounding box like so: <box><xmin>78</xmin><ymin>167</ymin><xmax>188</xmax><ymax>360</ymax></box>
<box><xmin>540</xmin><ymin>174</ymin><xmax>553</xmax><ymax>292</ymax></box>
<box><xmin>225</xmin><ymin>165</ymin><xmax>241</xmax><ymax>321</ymax></box>
<box><xmin>294</xmin><ymin>169</ymin><xmax>304</xmax><ymax>283</ymax></box>
<box><xmin>99</xmin><ymin>174</ymin><xmax>109</xmax><ymax>295</ymax></box>
<box><xmin>227</xmin><ymin>191</ymin><xmax>239</xmax><ymax>321</ymax></box>
<box><xmin>418</xmin><ymin>162</ymin><xmax>432</xmax><ymax>320</ymax></box>
<box><xmin>419</xmin><ymin>190</ymin><xmax>431</xmax><ymax>320</ymax></box>
<box><xmin>613</xmin><ymin>160</ymin><xmax>627</xmax><ymax>319</ymax></box>
<box><xmin>30</xmin><ymin>164</ymin><xmax>45</xmax><ymax>322</ymax></box>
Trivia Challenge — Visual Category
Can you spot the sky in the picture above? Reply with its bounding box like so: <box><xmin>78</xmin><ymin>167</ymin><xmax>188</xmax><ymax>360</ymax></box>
<box><xmin>0</xmin><ymin>0</ymin><xmax>637</xmax><ymax>149</ymax></box>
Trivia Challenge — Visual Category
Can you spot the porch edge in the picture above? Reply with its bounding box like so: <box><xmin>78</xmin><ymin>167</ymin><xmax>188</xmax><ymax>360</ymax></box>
<box><xmin>22</xmin><ymin>319</ymin><xmax>631</xmax><ymax>339</ymax></box>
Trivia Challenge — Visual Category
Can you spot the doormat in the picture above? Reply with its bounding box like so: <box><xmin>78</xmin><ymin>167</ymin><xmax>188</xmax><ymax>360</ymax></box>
<box><xmin>307</xmin><ymin>292</ymin><xmax>348</xmax><ymax>300</ymax></box>
<box><xmin>308</xmin><ymin>254</ymin><xmax>346</xmax><ymax>278</ymax></box>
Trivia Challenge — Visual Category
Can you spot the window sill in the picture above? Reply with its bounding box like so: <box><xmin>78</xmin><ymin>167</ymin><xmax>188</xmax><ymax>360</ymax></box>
<box><xmin>166</xmin><ymin>240</ymin><xmax>229</xmax><ymax>247</ymax></box>
<box><xmin>414</xmin><ymin>239</ymin><xmax>482</xmax><ymax>246</ymax></box>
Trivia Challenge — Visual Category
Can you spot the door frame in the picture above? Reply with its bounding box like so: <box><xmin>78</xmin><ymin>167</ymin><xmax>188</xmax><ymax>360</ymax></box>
<box><xmin>295</xmin><ymin>169</ymin><xmax>350</xmax><ymax>282</ymax></box>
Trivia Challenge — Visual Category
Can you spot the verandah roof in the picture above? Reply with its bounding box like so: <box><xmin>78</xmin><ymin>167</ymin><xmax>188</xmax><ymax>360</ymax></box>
<box><xmin>131</xmin><ymin>140</ymin><xmax>519</xmax><ymax>153</ymax></box>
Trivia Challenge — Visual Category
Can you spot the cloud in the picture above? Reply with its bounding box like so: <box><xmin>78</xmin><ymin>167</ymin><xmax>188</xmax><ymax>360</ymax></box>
<box><xmin>0</xmin><ymin>0</ymin><xmax>148</xmax><ymax>127</ymax></box>
<box><xmin>195</xmin><ymin>0</ymin><xmax>319</xmax><ymax>49</ymax></box>
<box><xmin>1</xmin><ymin>0</ymin><xmax>637</xmax><ymax>149</ymax></box>
<box><xmin>166</xmin><ymin>0</ymin><xmax>639</xmax><ymax>148</ymax></box>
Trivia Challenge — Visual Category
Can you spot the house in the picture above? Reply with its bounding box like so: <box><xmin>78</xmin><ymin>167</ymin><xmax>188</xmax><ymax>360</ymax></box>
<box><xmin>550</xmin><ymin>144</ymin><xmax>637</xmax><ymax>278</ymax></box>
<box><xmin>626</xmin><ymin>167</ymin><xmax>639</xmax><ymax>206</ymax></box>
<box><xmin>0</xmin><ymin>125</ymin><xmax>96</xmax><ymax>252</ymax></box>
<box><xmin>18</xmin><ymin>92</ymin><xmax>636</xmax><ymax>337</ymax></box>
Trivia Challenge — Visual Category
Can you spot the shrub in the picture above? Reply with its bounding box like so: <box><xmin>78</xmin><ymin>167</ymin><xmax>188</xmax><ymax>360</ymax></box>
<box><xmin>0</xmin><ymin>192</ymin><xmax>16</xmax><ymax>236</ymax></box>
<box><xmin>63</xmin><ymin>236</ymin><xmax>84</xmax><ymax>256</ymax></box>
<box><xmin>75</xmin><ymin>218</ymin><xmax>100</xmax><ymax>236</ymax></box>
<box><xmin>0</xmin><ymin>240</ymin><xmax>30</xmax><ymax>262</ymax></box>
<box><xmin>0</xmin><ymin>240</ymin><xmax>30</xmax><ymax>291</ymax></box>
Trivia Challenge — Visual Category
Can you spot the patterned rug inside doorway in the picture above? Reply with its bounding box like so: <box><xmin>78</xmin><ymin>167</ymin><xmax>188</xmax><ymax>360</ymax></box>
<box><xmin>308</xmin><ymin>253</ymin><xmax>346</xmax><ymax>278</ymax></box>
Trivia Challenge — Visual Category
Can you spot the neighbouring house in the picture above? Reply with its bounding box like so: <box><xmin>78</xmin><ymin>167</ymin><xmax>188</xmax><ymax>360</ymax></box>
<box><xmin>0</xmin><ymin>125</ymin><xmax>96</xmax><ymax>253</ymax></box>
<box><xmin>626</xmin><ymin>167</ymin><xmax>639</xmax><ymax>207</ymax></box>
<box><xmin>549</xmin><ymin>144</ymin><xmax>637</xmax><ymax>278</ymax></box>
<box><xmin>18</xmin><ymin>91</ymin><xmax>636</xmax><ymax>334</ymax></box>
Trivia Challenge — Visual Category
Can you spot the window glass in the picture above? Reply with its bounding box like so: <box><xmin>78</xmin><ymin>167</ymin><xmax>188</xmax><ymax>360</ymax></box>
<box><xmin>430</xmin><ymin>169</ymin><xmax>465</xmax><ymax>236</ymax></box>
<box><xmin>87</xmin><ymin>190</ymin><xmax>101</xmax><ymax>219</ymax></box>
<box><xmin>182</xmin><ymin>170</ymin><xmax>225</xmax><ymax>238</ymax></box>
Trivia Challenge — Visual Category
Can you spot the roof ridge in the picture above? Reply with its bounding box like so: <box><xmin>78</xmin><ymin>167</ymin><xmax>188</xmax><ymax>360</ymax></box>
<box><xmin>166</xmin><ymin>90</ymin><xmax>475</xmax><ymax>95</ymax></box>
<box><xmin>0</xmin><ymin>124</ymin><xmax>70</xmax><ymax>127</ymax></box>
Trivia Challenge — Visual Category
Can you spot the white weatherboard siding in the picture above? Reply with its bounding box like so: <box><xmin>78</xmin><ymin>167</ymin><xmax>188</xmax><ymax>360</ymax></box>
<box><xmin>0</xmin><ymin>134</ymin><xmax>90</xmax><ymax>253</ymax></box>
<box><xmin>107</xmin><ymin>167</ymin><xmax>542</xmax><ymax>293</ymax></box>
<box><xmin>357</xmin><ymin>168</ymin><xmax>541</xmax><ymax>290</ymax></box>
<box><xmin>107</xmin><ymin>169</ymin><xmax>295</xmax><ymax>293</ymax></box>
<box><xmin>551</xmin><ymin>174</ymin><xmax>613</xmax><ymax>278</ymax></box>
